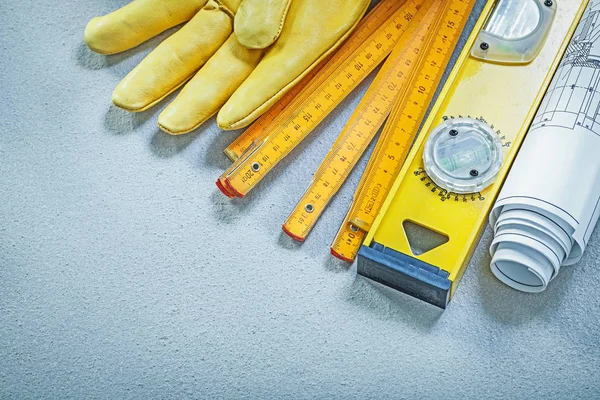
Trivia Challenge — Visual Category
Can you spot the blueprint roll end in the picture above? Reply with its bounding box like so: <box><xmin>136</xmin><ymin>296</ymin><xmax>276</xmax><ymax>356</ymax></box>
<box><xmin>490</xmin><ymin>242</ymin><xmax>554</xmax><ymax>293</ymax></box>
<box><xmin>489</xmin><ymin>208</ymin><xmax>570</xmax><ymax>293</ymax></box>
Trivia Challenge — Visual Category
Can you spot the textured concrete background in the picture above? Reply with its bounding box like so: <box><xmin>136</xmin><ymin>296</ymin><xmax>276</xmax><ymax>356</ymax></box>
<box><xmin>1</xmin><ymin>0</ymin><xmax>599</xmax><ymax>398</ymax></box>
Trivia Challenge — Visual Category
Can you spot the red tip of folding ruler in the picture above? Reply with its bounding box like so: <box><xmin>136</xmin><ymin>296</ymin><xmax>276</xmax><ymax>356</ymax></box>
<box><xmin>282</xmin><ymin>225</ymin><xmax>306</xmax><ymax>242</ymax></box>
<box><xmin>330</xmin><ymin>248</ymin><xmax>355</xmax><ymax>263</ymax></box>
<box><xmin>215</xmin><ymin>179</ymin><xmax>236</xmax><ymax>199</ymax></box>
<box><xmin>224</xmin><ymin>179</ymin><xmax>246</xmax><ymax>199</ymax></box>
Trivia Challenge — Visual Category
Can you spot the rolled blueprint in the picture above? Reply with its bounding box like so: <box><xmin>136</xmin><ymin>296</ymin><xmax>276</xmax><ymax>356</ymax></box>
<box><xmin>490</xmin><ymin>0</ymin><xmax>600</xmax><ymax>293</ymax></box>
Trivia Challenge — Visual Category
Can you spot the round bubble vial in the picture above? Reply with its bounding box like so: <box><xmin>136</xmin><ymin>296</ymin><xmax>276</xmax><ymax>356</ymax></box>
<box><xmin>423</xmin><ymin>117</ymin><xmax>504</xmax><ymax>194</ymax></box>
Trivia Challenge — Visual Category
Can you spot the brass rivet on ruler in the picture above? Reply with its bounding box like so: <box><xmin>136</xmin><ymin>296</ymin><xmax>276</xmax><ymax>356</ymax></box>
<box><xmin>251</xmin><ymin>162</ymin><xmax>261</xmax><ymax>172</ymax></box>
<box><xmin>449</xmin><ymin>129</ymin><xmax>458</xmax><ymax>137</ymax></box>
<box><xmin>480</xmin><ymin>42</ymin><xmax>489</xmax><ymax>51</ymax></box>
<box><xmin>304</xmin><ymin>204</ymin><xmax>315</xmax><ymax>213</ymax></box>
<box><xmin>350</xmin><ymin>224</ymin><xmax>359</xmax><ymax>232</ymax></box>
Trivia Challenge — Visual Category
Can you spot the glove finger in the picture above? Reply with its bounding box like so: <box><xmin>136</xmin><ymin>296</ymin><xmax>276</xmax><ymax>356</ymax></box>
<box><xmin>235</xmin><ymin>0</ymin><xmax>292</xmax><ymax>49</ymax></box>
<box><xmin>217</xmin><ymin>0</ymin><xmax>370</xmax><ymax>130</ymax></box>
<box><xmin>158</xmin><ymin>34</ymin><xmax>264</xmax><ymax>135</ymax></box>
<box><xmin>85</xmin><ymin>0</ymin><xmax>209</xmax><ymax>55</ymax></box>
<box><xmin>217</xmin><ymin>0</ymin><xmax>244</xmax><ymax>14</ymax></box>
<box><xmin>112</xmin><ymin>3</ymin><xmax>232</xmax><ymax>113</ymax></box>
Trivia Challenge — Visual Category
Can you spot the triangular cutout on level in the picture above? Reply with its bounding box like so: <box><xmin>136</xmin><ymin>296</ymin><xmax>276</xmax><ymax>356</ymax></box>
<box><xmin>402</xmin><ymin>220</ymin><xmax>449</xmax><ymax>256</ymax></box>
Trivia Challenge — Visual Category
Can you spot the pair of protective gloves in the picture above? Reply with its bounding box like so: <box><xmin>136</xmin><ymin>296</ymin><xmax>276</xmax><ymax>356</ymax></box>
<box><xmin>85</xmin><ymin>0</ymin><xmax>370</xmax><ymax>135</ymax></box>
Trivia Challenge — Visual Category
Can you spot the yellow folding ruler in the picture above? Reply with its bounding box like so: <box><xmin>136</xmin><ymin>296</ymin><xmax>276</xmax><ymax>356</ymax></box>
<box><xmin>217</xmin><ymin>0</ymin><xmax>424</xmax><ymax>198</ymax></box>
<box><xmin>217</xmin><ymin>56</ymin><xmax>329</xmax><ymax>198</ymax></box>
<box><xmin>220</xmin><ymin>0</ymin><xmax>418</xmax><ymax>163</ymax></box>
<box><xmin>283</xmin><ymin>0</ymin><xmax>474</xmax><ymax>242</ymax></box>
<box><xmin>328</xmin><ymin>0</ymin><xmax>476</xmax><ymax>260</ymax></box>
<box><xmin>224</xmin><ymin>55</ymin><xmax>329</xmax><ymax>162</ymax></box>
<box><xmin>357</xmin><ymin>0</ymin><xmax>589</xmax><ymax>308</ymax></box>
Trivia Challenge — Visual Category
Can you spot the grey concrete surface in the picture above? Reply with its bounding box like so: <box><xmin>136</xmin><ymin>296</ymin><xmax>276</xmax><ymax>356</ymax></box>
<box><xmin>1</xmin><ymin>0</ymin><xmax>599</xmax><ymax>399</ymax></box>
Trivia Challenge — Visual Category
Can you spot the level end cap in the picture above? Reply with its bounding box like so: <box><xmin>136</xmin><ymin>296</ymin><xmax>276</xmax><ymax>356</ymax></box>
<box><xmin>357</xmin><ymin>244</ymin><xmax>451</xmax><ymax>309</ymax></box>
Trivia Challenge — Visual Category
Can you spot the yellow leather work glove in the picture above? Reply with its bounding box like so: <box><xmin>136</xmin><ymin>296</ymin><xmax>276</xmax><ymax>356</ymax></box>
<box><xmin>84</xmin><ymin>0</ymin><xmax>370</xmax><ymax>134</ymax></box>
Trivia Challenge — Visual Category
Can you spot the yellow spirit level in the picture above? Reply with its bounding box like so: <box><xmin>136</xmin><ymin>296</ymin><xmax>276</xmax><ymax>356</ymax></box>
<box><xmin>358</xmin><ymin>0</ymin><xmax>588</xmax><ymax>308</ymax></box>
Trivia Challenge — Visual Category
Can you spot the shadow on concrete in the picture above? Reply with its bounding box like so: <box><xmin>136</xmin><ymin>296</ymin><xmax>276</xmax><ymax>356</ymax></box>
<box><xmin>343</xmin><ymin>270</ymin><xmax>443</xmax><ymax>332</ymax></box>
<box><xmin>323</xmin><ymin>256</ymin><xmax>352</xmax><ymax>273</ymax></box>
<box><xmin>103</xmin><ymin>104</ymin><xmax>155</xmax><ymax>135</ymax></box>
<box><xmin>149</xmin><ymin>129</ymin><xmax>200</xmax><ymax>159</ymax></box>
<box><xmin>277</xmin><ymin>231</ymin><xmax>303</xmax><ymax>251</ymax></box>
<box><xmin>209</xmin><ymin>190</ymin><xmax>257</xmax><ymax>224</ymax></box>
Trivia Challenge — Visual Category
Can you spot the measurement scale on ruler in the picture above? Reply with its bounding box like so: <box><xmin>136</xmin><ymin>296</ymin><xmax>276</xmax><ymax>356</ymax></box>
<box><xmin>328</xmin><ymin>0</ymin><xmax>476</xmax><ymax>261</ymax></box>
<box><xmin>217</xmin><ymin>0</ymin><xmax>424</xmax><ymax>198</ymax></box>
<box><xmin>357</xmin><ymin>0</ymin><xmax>588</xmax><ymax>308</ymax></box>
<box><xmin>224</xmin><ymin>56</ymin><xmax>329</xmax><ymax>162</ymax></box>
<box><xmin>281</xmin><ymin>0</ymin><xmax>444</xmax><ymax>242</ymax></box>
<box><xmin>216</xmin><ymin>55</ymin><xmax>332</xmax><ymax>198</ymax></box>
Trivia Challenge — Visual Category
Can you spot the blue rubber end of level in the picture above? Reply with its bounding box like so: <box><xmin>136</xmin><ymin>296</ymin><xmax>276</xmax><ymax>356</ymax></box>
<box><xmin>357</xmin><ymin>243</ymin><xmax>452</xmax><ymax>309</ymax></box>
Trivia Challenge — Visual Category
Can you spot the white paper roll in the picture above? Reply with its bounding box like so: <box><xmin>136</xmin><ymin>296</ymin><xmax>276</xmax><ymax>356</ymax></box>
<box><xmin>489</xmin><ymin>0</ymin><xmax>600</xmax><ymax>292</ymax></box>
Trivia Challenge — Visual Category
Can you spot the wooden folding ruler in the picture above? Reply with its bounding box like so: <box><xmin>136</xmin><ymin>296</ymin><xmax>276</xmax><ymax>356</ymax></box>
<box><xmin>282</xmin><ymin>0</ymin><xmax>464</xmax><ymax>242</ymax></box>
<box><xmin>216</xmin><ymin>0</ymin><xmax>424</xmax><ymax>198</ymax></box>
<box><xmin>318</xmin><ymin>0</ymin><xmax>476</xmax><ymax>258</ymax></box>
<box><xmin>357</xmin><ymin>0</ymin><xmax>589</xmax><ymax>308</ymax></box>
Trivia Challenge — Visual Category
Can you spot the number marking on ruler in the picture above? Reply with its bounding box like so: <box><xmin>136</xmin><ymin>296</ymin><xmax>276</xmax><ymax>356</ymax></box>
<box><xmin>282</xmin><ymin>0</ymin><xmax>439</xmax><ymax>242</ymax></box>
<box><xmin>217</xmin><ymin>0</ymin><xmax>424</xmax><ymax>198</ymax></box>
<box><xmin>331</xmin><ymin>0</ymin><xmax>476</xmax><ymax>262</ymax></box>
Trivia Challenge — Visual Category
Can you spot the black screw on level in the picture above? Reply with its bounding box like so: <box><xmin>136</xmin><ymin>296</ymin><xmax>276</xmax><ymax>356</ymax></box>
<box><xmin>544</xmin><ymin>0</ymin><xmax>553</xmax><ymax>7</ymax></box>
<box><xmin>480</xmin><ymin>42</ymin><xmax>489</xmax><ymax>51</ymax></box>
<box><xmin>449</xmin><ymin>129</ymin><xmax>458</xmax><ymax>137</ymax></box>
<box><xmin>470</xmin><ymin>169</ymin><xmax>479</xmax><ymax>177</ymax></box>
